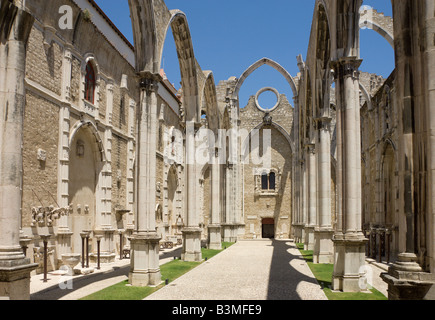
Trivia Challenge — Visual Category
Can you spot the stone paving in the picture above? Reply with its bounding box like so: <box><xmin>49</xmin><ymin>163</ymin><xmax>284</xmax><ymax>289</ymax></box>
<box><xmin>29</xmin><ymin>240</ymin><xmax>388</xmax><ymax>300</ymax></box>
<box><xmin>147</xmin><ymin>240</ymin><xmax>328</xmax><ymax>300</ymax></box>
<box><xmin>30</xmin><ymin>246</ymin><xmax>183</xmax><ymax>300</ymax></box>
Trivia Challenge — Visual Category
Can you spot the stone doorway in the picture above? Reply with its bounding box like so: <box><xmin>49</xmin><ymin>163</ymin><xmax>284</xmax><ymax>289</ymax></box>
<box><xmin>68</xmin><ymin>124</ymin><xmax>103</xmax><ymax>254</ymax></box>
<box><xmin>262</xmin><ymin>218</ymin><xmax>275</xmax><ymax>239</ymax></box>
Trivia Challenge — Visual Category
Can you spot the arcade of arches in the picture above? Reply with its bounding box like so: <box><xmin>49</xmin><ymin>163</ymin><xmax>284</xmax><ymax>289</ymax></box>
<box><xmin>0</xmin><ymin>0</ymin><xmax>435</xmax><ymax>300</ymax></box>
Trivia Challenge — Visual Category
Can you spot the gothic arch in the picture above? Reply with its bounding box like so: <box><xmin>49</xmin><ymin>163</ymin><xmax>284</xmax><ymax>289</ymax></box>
<box><xmin>158</xmin><ymin>9</ymin><xmax>199</xmax><ymax>122</ymax></box>
<box><xmin>359</xmin><ymin>8</ymin><xmax>394</xmax><ymax>48</ymax></box>
<box><xmin>200</xmin><ymin>71</ymin><xmax>220</xmax><ymax>133</ymax></box>
<box><xmin>232</xmin><ymin>58</ymin><xmax>298</xmax><ymax>104</ymax></box>
<box><xmin>69</xmin><ymin>120</ymin><xmax>106</xmax><ymax>163</ymax></box>
<box><xmin>128</xmin><ymin>0</ymin><xmax>158</xmax><ymax>72</ymax></box>
<box><xmin>241</xmin><ymin>121</ymin><xmax>295</xmax><ymax>159</ymax></box>
<box><xmin>314</xmin><ymin>3</ymin><xmax>332</xmax><ymax>117</ymax></box>
<box><xmin>359</xmin><ymin>83</ymin><xmax>373</xmax><ymax>110</ymax></box>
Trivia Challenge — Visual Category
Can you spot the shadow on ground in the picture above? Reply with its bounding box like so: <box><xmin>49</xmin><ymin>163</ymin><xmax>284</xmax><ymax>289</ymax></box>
<box><xmin>31</xmin><ymin>247</ymin><xmax>182</xmax><ymax>300</ymax></box>
<box><xmin>267</xmin><ymin>240</ymin><xmax>323</xmax><ymax>300</ymax></box>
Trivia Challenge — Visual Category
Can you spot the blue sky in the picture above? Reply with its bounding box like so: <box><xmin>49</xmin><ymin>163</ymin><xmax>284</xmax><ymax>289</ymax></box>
<box><xmin>94</xmin><ymin>0</ymin><xmax>394</xmax><ymax>109</ymax></box>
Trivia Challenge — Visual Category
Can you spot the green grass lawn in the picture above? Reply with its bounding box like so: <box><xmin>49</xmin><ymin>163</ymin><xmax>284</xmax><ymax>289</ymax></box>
<box><xmin>80</xmin><ymin>242</ymin><xmax>234</xmax><ymax>300</ymax></box>
<box><xmin>296</xmin><ymin>243</ymin><xmax>387</xmax><ymax>300</ymax></box>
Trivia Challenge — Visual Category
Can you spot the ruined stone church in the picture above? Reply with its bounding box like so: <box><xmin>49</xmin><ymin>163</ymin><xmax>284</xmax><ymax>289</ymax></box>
<box><xmin>0</xmin><ymin>0</ymin><xmax>434</xmax><ymax>300</ymax></box>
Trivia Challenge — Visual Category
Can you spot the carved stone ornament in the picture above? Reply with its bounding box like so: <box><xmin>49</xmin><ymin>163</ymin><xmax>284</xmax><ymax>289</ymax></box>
<box><xmin>31</xmin><ymin>205</ymin><xmax>73</xmax><ymax>227</ymax></box>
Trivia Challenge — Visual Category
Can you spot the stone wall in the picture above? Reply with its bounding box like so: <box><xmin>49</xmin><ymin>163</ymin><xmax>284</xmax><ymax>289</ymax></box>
<box><xmin>25</xmin><ymin>26</ymin><xmax>63</xmax><ymax>96</ymax></box>
<box><xmin>239</xmin><ymin>94</ymin><xmax>294</xmax><ymax>239</ymax></box>
<box><xmin>22</xmin><ymin>91</ymin><xmax>60</xmax><ymax>227</ymax></box>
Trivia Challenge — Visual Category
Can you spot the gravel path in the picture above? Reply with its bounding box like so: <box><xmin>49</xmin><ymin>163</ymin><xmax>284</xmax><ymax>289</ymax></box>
<box><xmin>146</xmin><ymin>240</ymin><xmax>327</xmax><ymax>300</ymax></box>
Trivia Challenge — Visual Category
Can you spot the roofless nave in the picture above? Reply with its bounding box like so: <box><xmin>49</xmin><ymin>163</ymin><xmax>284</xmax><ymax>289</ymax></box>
<box><xmin>0</xmin><ymin>0</ymin><xmax>434</xmax><ymax>300</ymax></box>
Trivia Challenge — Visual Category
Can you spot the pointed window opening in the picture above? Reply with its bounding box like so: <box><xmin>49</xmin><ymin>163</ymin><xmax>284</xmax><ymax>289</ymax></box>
<box><xmin>85</xmin><ymin>62</ymin><xmax>96</xmax><ymax>104</ymax></box>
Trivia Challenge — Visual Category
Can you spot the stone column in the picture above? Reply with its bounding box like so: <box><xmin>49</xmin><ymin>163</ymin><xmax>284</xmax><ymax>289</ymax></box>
<box><xmin>182</xmin><ymin>121</ymin><xmax>202</xmax><ymax>261</ymax></box>
<box><xmin>380</xmin><ymin>0</ymin><xmax>435</xmax><ymax>299</ymax></box>
<box><xmin>313</xmin><ymin>117</ymin><xmax>334</xmax><ymax>264</ymax></box>
<box><xmin>129</xmin><ymin>74</ymin><xmax>162</xmax><ymax>286</ymax></box>
<box><xmin>208</xmin><ymin>148</ymin><xmax>222</xmax><ymax>250</ymax></box>
<box><xmin>56</xmin><ymin>46</ymin><xmax>74</xmax><ymax>263</ymax></box>
<box><xmin>331</xmin><ymin>57</ymin><xmax>368</xmax><ymax>292</ymax></box>
<box><xmin>304</xmin><ymin>144</ymin><xmax>317</xmax><ymax>250</ymax></box>
<box><xmin>90</xmin><ymin>80</ymin><xmax>115</xmax><ymax>263</ymax></box>
<box><xmin>301</xmin><ymin>159</ymin><xmax>308</xmax><ymax>243</ymax></box>
<box><xmin>0</xmin><ymin>2</ymin><xmax>37</xmax><ymax>300</ymax></box>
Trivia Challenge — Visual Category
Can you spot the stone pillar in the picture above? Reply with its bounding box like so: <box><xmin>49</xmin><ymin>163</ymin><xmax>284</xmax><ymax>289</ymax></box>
<box><xmin>380</xmin><ymin>0</ymin><xmax>435</xmax><ymax>299</ymax></box>
<box><xmin>208</xmin><ymin>149</ymin><xmax>222</xmax><ymax>250</ymax></box>
<box><xmin>304</xmin><ymin>144</ymin><xmax>316</xmax><ymax>251</ymax></box>
<box><xmin>301</xmin><ymin>159</ymin><xmax>308</xmax><ymax>243</ymax></box>
<box><xmin>56</xmin><ymin>46</ymin><xmax>74</xmax><ymax>263</ymax></box>
<box><xmin>129</xmin><ymin>74</ymin><xmax>162</xmax><ymax>286</ymax></box>
<box><xmin>314</xmin><ymin>117</ymin><xmax>334</xmax><ymax>264</ymax></box>
<box><xmin>93</xmin><ymin>81</ymin><xmax>115</xmax><ymax>263</ymax></box>
<box><xmin>0</xmin><ymin>2</ymin><xmax>37</xmax><ymax>300</ymax></box>
<box><xmin>182</xmin><ymin>121</ymin><xmax>202</xmax><ymax>262</ymax></box>
<box><xmin>331</xmin><ymin>57</ymin><xmax>367</xmax><ymax>292</ymax></box>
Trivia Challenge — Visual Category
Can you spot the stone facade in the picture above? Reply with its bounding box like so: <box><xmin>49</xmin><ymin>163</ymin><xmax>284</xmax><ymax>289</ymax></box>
<box><xmin>1</xmin><ymin>0</ymin><xmax>435</xmax><ymax>300</ymax></box>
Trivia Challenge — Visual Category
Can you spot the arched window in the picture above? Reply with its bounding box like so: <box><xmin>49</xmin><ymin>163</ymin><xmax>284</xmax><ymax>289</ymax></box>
<box><xmin>85</xmin><ymin>62</ymin><xmax>96</xmax><ymax>104</ymax></box>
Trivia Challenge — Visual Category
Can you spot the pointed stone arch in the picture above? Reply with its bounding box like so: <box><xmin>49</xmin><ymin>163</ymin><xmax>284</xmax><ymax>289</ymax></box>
<box><xmin>359</xmin><ymin>7</ymin><xmax>394</xmax><ymax>48</ymax></box>
<box><xmin>241</xmin><ymin>121</ymin><xmax>295</xmax><ymax>160</ymax></box>
<box><xmin>157</xmin><ymin>9</ymin><xmax>200</xmax><ymax>122</ymax></box>
<box><xmin>128</xmin><ymin>0</ymin><xmax>158</xmax><ymax>73</ymax></box>
<box><xmin>232</xmin><ymin>58</ymin><xmax>298</xmax><ymax>105</ymax></box>
<box><xmin>200</xmin><ymin>71</ymin><xmax>220</xmax><ymax>133</ymax></box>
<box><xmin>69</xmin><ymin>120</ymin><xmax>106</xmax><ymax>163</ymax></box>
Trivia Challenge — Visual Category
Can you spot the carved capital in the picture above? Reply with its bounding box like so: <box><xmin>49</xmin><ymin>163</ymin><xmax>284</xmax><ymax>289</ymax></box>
<box><xmin>139</xmin><ymin>72</ymin><xmax>163</xmax><ymax>93</ymax></box>
<box><xmin>315</xmin><ymin>117</ymin><xmax>332</xmax><ymax>131</ymax></box>
<box><xmin>305</xmin><ymin>143</ymin><xmax>316</xmax><ymax>154</ymax></box>
<box><xmin>331</xmin><ymin>57</ymin><xmax>362</xmax><ymax>80</ymax></box>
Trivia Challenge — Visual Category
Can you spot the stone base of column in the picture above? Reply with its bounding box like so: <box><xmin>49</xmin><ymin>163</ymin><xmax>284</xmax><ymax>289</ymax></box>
<box><xmin>208</xmin><ymin>225</ymin><xmax>222</xmax><ymax>250</ymax></box>
<box><xmin>90</xmin><ymin>253</ymin><xmax>117</xmax><ymax>264</ymax></box>
<box><xmin>304</xmin><ymin>226</ymin><xmax>315</xmax><ymax>251</ymax></box>
<box><xmin>0</xmin><ymin>258</ymin><xmax>38</xmax><ymax>300</ymax></box>
<box><xmin>380</xmin><ymin>253</ymin><xmax>435</xmax><ymax>300</ymax></box>
<box><xmin>301</xmin><ymin>225</ymin><xmax>306</xmax><ymax>244</ymax></box>
<box><xmin>91</xmin><ymin>229</ymin><xmax>116</xmax><ymax>264</ymax></box>
<box><xmin>128</xmin><ymin>232</ymin><xmax>161</xmax><ymax>287</ymax></box>
<box><xmin>332</xmin><ymin>233</ymin><xmax>368</xmax><ymax>292</ymax></box>
<box><xmin>313</xmin><ymin>228</ymin><xmax>334</xmax><ymax>264</ymax></box>
<box><xmin>293</xmin><ymin>224</ymin><xmax>305</xmax><ymax>243</ymax></box>
<box><xmin>221</xmin><ymin>223</ymin><xmax>239</xmax><ymax>243</ymax></box>
<box><xmin>56</xmin><ymin>230</ymin><xmax>73</xmax><ymax>269</ymax></box>
<box><xmin>182</xmin><ymin>227</ymin><xmax>202</xmax><ymax>262</ymax></box>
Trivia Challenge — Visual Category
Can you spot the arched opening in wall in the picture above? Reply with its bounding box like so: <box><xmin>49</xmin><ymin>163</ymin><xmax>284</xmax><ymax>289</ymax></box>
<box><xmin>359</xmin><ymin>2</ymin><xmax>394</xmax><ymax>82</ymax></box>
<box><xmin>84</xmin><ymin>61</ymin><xmax>96</xmax><ymax>104</ymax></box>
<box><xmin>238</xmin><ymin>64</ymin><xmax>294</xmax><ymax>110</ymax></box>
<box><xmin>68</xmin><ymin>125</ymin><xmax>103</xmax><ymax>254</ymax></box>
